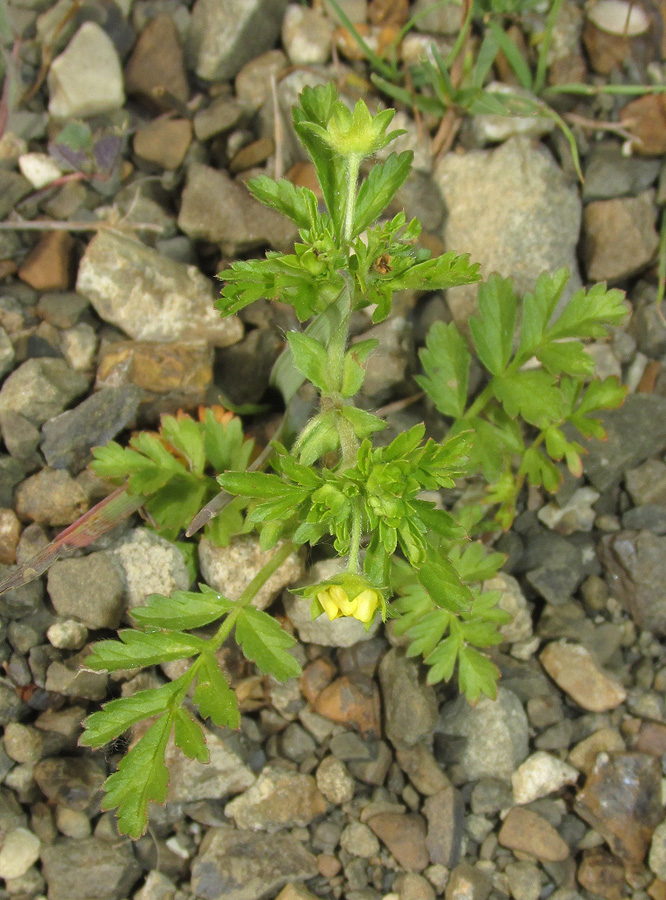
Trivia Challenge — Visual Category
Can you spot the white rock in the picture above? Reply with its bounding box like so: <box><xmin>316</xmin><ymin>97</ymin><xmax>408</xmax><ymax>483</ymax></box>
<box><xmin>538</xmin><ymin>487</ymin><xmax>600</xmax><ymax>535</ymax></box>
<box><xmin>48</xmin><ymin>22</ymin><xmax>125</xmax><ymax>119</ymax></box>
<box><xmin>587</xmin><ymin>0</ymin><xmax>649</xmax><ymax>35</ymax></box>
<box><xmin>199</xmin><ymin>535</ymin><xmax>304</xmax><ymax>611</ymax></box>
<box><xmin>282</xmin><ymin>4</ymin><xmax>333</xmax><ymax>65</ymax></box>
<box><xmin>18</xmin><ymin>152</ymin><xmax>62</xmax><ymax>189</ymax></box>
<box><xmin>472</xmin><ymin>83</ymin><xmax>555</xmax><ymax>144</ymax></box>
<box><xmin>512</xmin><ymin>751</ymin><xmax>579</xmax><ymax>805</ymax></box>
<box><xmin>484</xmin><ymin>572</ymin><xmax>532</xmax><ymax>644</ymax></box>
<box><xmin>47</xmin><ymin>619</ymin><xmax>89</xmax><ymax>650</ymax></box>
<box><xmin>0</xmin><ymin>828</ymin><xmax>40</xmax><ymax>880</ymax></box>
<box><xmin>59</xmin><ymin>323</ymin><xmax>98</xmax><ymax>372</ymax></box>
<box><xmin>112</xmin><ymin>527</ymin><xmax>189</xmax><ymax>608</ymax></box>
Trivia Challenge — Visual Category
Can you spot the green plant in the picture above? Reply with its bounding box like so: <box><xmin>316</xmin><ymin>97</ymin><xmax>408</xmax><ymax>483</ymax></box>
<box><xmin>329</xmin><ymin>0</ymin><xmax>666</xmax><ymax>177</ymax></box>
<box><xmin>37</xmin><ymin>83</ymin><xmax>626</xmax><ymax>839</ymax></box>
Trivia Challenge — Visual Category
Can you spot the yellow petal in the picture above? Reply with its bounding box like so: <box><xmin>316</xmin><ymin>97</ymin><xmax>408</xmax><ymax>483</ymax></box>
<box><xmin>352</xmin><ymin>589</ymin><xmax>379</xmax><ymax>624</ymax></box>
<box><xmin>318</xmin><ymin>589</ymin><xmax>341</xmax><ymax>621</ymax></box>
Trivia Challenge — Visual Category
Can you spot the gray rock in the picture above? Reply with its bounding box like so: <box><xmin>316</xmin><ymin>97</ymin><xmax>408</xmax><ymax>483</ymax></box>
<box><xmin>178</xmin><ymin>163</ymin><xmax>298</xmax><ymax>256</ymax></box>
<box><xmin>379</xmin><ymin>649</ymin><xmax>438</xmax><ymax>749</ymax></box>
<box><xmin>582</xmin><ymin>193</ymin><xmax>659</xmax><ymax>283</ymax></box>
<box><xmin>41</xmin><ymin>836</ymin><xmax>140</xmax><ymax>900</ymax></box>
<box><xmin>0</xmin><ymin>358</ymin><xmax>89</xmax><ymax>427</ymax></box>
<box><xmin>622</xmin><ymin>504</ymin><xmax>666</xmax><ymax>534</ymax></box>
<box><xmin>47</xmin><ymin>552</ymin><xmax>125</xmax><ymax>629</ymax></box>
<box><xmin>15</xmin><ymin>467</ymin><xmax>89</xmax><ymax>526</ymax></box>
<box><xmin>471</xmin><ymin>778</ymin><xmax>514</xmax><ymax>815</ymax></box>
<box><xmin>471</xmin><ymin>83</ymin><xmax>555</xmax><ymax>144</ymax></box>
<box><xmin>649</xmin><ymin>820</ymin><xmax>666</xmax><ymax>880</ymax></box>
<box><xmin>411</xmin><ymin>0</ymin><xmax>461</xmax><ymax>33</ymax></box>
<box><xmin>234</xmin><ymin>50</ymin><xmax>288</xmax><ymax>112</ymax></box>
<box><xmin>357</xmin><ymin>316</ymin><xmax>414</xmax><ymax>404</ymax></box>
<box><xmin>193</xmin><ymin>97</ymin><xmax>244</xmax><ymax>141</ymax></box>
<box><xmin>625</xmin><ymin>458</ymin><xmax>666</xmax><ymax>506</ymax></box>
<box><xmin>437</xmin><ymin>688</ymin><xmax>529</xmax><ymax>781</ymax></box>
<box><xmin>190</xmin><ymin>825</ymin><xmax>317</xmax><ymax>900</ymax></box>
<box><xmin>0</xmin><ymin>327</ymin><xmax>14</xmax><ymax>379</ymax></box>
<box><xmin>0</xmin><ymin>172</ymin><xmax>31</xmax><ymax>225</ymax></box>
<box><xmin>166</xmin><ymin>730</ymin><xmax>255</xmax><ymax>803</ymax></box>
<box><xmin>41</xmin><ymin>386</ymin><xmax>142</xmax><ymax>472</ymax></box>
<box><xmin>0</xmin><ymin>826</ymin><xmax>40</xmax><ymax>879</ymax></box>
<box><xmin>76</xmin><ymin>230</ymin><xmax>243</xmax><ymax>347</ymax></box>
<box><xmin>33</xmin><ymin>757</ymin><xmax>105</xmax><ymax>813</ymax></box>
<box><xmin>505</xmin><ymin>862</ymin><xmax>542</xmax><ymax>900</ymax></box>
<box><xmin>187</xmin><ymin>0</ymin><xmax>288</xmax><ymax>81</ymax></box>
<box><xmin>0</xmin><ymin>678</ymin><xmax>23</xmax><ymax>725</ymax></box>
<box><xmin>600</xmin><ymin>530</ymin><xmax>666</xmax><ymax>635</ymax></box>
<box><xmin>340</xmin><ymin>821</ymin><xmax>380</xmax><ymax>858</ymax></box>
<box><xmin>48</xmin><ymin>22</ymin><xmax>125</xmax><ymax>119</ymax></box>
<box><xmin>112</xmin><ymin>528</ymin><xmax>189</xmax><ymax>608</ymax></box>
<box><xmin>199</xmin><ymin>536</ymin><xmax>303</xmax><ymax>611</ymax></box>
<box><xmin>315</xmin><ymin>755</ymin><xmax>355</xmax><ymax>804</ymax></box>
<box><xmin>282</xmin><ymin>3</ymin><xmax>334</xmax><ymax>65</ymax></box>
<box><xmin>45</xmin><ymin>657</ymin><xmax>107</xmax><ymax>700</ymax></box>
<box><xmin>1</xmin><ymin>411</ymin><xmax>41</xmax><ymax>467</ymax></box>
<box><xmin>423</xmin><ymin>786</ymin><xmax>465</xmax><ymax>867</ymax></box>
<box><xmin>583</xmin><ymin>394</ymin><xmax>666</xmax><ymax>491</ymax></box>
<box><xmin>523</xmin><ymin>532</ymin><xmax>584</xmax><ymax>606</ymax></box>
<box><xmin>0</xmin><ymin>562</ymin><xmax>43</xmax><ymax>619</ymax></box>
<box><xmin>433</xmin><ymin>137</ymin><xmax>581</xmax><ymax>325</ymax></box>
<box><xmin>0</xmin><ymin>456</ymin><xmax>25</xmax><ymax>507</ymax></box>
<box><xmin>224</xmin><ymin>766</ymin><xmax>326</xmax><ymax>831</ymax></box>
<box><xmin>583</xmin><ymin>142</ymin><xmax>660</xmax><ymax>200</ymax></box>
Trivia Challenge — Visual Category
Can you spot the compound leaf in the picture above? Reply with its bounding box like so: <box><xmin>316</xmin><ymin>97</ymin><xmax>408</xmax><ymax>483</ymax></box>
<box><xmin>493</xmin><ymin>369</ymin><xmax>564</xmax><ymax>427</ymax></box>
<box><xmin>548</xmin><ymin>283</ymin><xmax>628</xmax><ymax>340</ymax></box>
<box><xmin>174</xmin><ymin>709</ymin><xmax>209</xmax><ymax>763</ymax></box>
<box><xmin>417</xmin><ymin>551</ymin><xmax>473</xmax><ymax>613</ymax></box>
<box><xmin>193</xmin><ymin>651</ymin><xmax>241</xmax><ymax>729</ymax></box>
<box><xmin>416</xmin><ymin>321</ymin><xmax>471</xmax><ymax>418</ymax></box>
<box><xmin>86</xmin><ymin>630</ymin><xmax>204</xmax><ymax>672</ymax></box>
<box><xmin>130</xmin><ymin>588</ymin><xmax>235</xmax><ymax>631</ymax></box>
<box><xmin>80</xmin><ymin>679</ymin><xmax>183</xmax><ymax>747</ymax></box>
<box><xmin>353</xmin><ymin>151</ymin><xmax>413</xmax><ymax>237</ymax></box>
<box><xmin>457</xmin><ymin>646</ymin><xmax>500</xmax><ymax>703</ymax></box>
<box><xmin>102</xmin><ymin>714</ymin><xmax>172</xmax><ymax>838</ymax></box>
<box><xmin>235</xmin><ymin>606</ymin><xmax>302</xmax><ymax>681</ymax></box>
<box><xmin>469</xmin><ymin>275</ymin><xmax>517</xmax><ymax>376</ymax></box>
<box><xmin>287</xmin><ymin>332</ymin><xmax>330</xmax><ymax>392</ymax></box>
<box><xmin>248</xmin><ymin>175</ymin><xmax>318</xmax><ymax>230</ymax></box>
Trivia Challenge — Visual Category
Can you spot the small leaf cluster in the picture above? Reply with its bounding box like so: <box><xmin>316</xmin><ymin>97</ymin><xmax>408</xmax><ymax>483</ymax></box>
<box><xmin>218</xmin><ymin>84</ymin><xmax>480</xmax><ymax>326</ymax></box>
<box><xmin>417</xmin><ymin>270</ymin><xmax>628</xmax><ymax>526</ymax></box>
<box><xmin>90</xmin><ymin>407</ymin><xmax>253</xmax><ymax>545</ymax></box>
<box><xmin>219</xmin><ymin>424</ymin><xmax>470</xmax><ymax>589</ymax></box>
<box><xmin>81</xmin><ymin>582</ymin><xmax>300</xmax><ymax>838</ymax></box>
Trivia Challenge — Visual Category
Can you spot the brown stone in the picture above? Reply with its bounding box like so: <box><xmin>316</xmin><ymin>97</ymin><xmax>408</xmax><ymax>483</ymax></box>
<box><xmin>582</xmin><ymin>196</ymin><xmax>659</xmax><ymax>283</ymax></box>
<box><xmin>575</xmin><ymin>752</ymin><xmax>663</xmax><ymax>864</ymax></box>
<box><xmin>0</xmin><ymin>508</ymin><xmax>21</xmax><ymax>565</ymax></box>
<box><xmin>539</xmin><ymin>640</ymin><xmax>627</xmax><ymax>711</ymax></box>
<box><xmin>15</xmin><ymin>468</ymin><xmax>89</xmax><ymax>526</ymax></box>
<box><xmin>583</xmin><ymin>21</ymin><xmax>633</xmax><ymax>73</ymax></box>
<box><xmin>124</xmin><ymin>15</ymin><xmax>189</xmax><ymax>108</ymax></box>
<box><xmin>368</xmin><ymin>0</ymin><xmax>409</xmax><ymax>26</ymax></box>
<box><xmin>634</xmin><ymin>721</ymin><xmax>666</xmax><ymax>758</ymax></box>
<box><xmin>275</xmin><ymin>885</ymin><xmax>321</xmax><ymax>900</ymax></box>
<box><xmin>96</xmin><ymin>340</ymin><xmax>213</xmax><ymax>416</ymax></box>
<box><xmin>649</xmin><ymin>879</ymin><xmax>666</xmax><ymax>900</ymax></box>
<box><xmin>568</xmin><ymin>727</ymin><xmax>626</xmax><ymax>774</ymax></box>
<box><xmin>18</xmin><ymin>231</ymin><xmax>75</xmax><ymax>292</ymax></box>
<box><xmin>396</xmin><ymin>744</ymin><xmax>450</xmax><ymax>796</ymax></box>
<box><xmin>367</xmin><ymin>812</ymin><xmax>429</xmax><ymax>871</ymax></box>
<box><xmin>314</xmin><ymin>674</ymin><xmax>381</xmax><ymax>738</ymax></box>
<box><xmin>498</xmin><ymin>807</ymin><xmax>570</xmax><ymax>862</ymax></box>
<box><xmin>229</xmin><ymin>138</ymin><xmax>275</xmax><ymax>174</ymax></box>
<box><xmin>300</xmin><ymin>657</ymin><xmax>336</xmax><ymax>705</ymax></box>
<box><xmin>286</xmin><ymin>162</ymin><xmax>322</xmax><ymax>197</ymax></box>
<box><xmin>133</xmin><ymin>118</ymin><xmax>192</xmax><ymax>170</ymax></box>
<box><xmin>316</xmin><ymin>854</ymin><xmax>341</xmax><ymax>878</ymax></box>
<box><xmin>621</xmin><ymin>95</ymin><xmax>666</xmax><ymax>156</ymax></box>
<box><xmin>578</xmin><ymin>848</ymin><xmax>629</xmax><ymax>900</ymax></box>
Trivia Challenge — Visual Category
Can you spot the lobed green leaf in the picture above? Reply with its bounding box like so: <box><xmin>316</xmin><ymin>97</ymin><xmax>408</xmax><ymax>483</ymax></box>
<box><xmin>130</xmin><ymin>587</ymin><xmax>235</xmax><ymax>631</ymax></box>
<box><xmin>235</xmin><ymin>606</ymin><xmax>302</xmax><ymax>682</ymax></box>
<box><xmin>86</xmin><ymin>630</ymin><xmax>205</xmax><ymax>672</ymax></box>
<box><xmin>416</xmin><ymin>320</ymin><xmax>471</xmax><ymax>418</ymax></box>
<box><xmin>193</xmin><ymin>651</ymin><xmax>241</xmax><ymax>729</ymax></box>
<box><xmin>469</xmin><ymin>275</ymin><xmax>517</xmax><ymax>376</ymax></box>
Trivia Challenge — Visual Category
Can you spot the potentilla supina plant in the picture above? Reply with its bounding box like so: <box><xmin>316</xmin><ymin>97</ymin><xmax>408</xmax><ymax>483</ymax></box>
<box><xmin>37</xmin><ymin>82</ymin><xmax>629</xmax><ymax>839</ymax></box>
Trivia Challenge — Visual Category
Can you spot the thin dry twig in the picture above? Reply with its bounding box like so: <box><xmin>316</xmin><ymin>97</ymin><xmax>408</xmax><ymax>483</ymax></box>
<box><xmin>0</xmin><ymin>217</ymin><xmax>165</xmax><ymax>233</ymax></box>
<box><xmin>564</xmin><ymin>111</ymin><xmax>635</xmax><ymax>141</ymax></box>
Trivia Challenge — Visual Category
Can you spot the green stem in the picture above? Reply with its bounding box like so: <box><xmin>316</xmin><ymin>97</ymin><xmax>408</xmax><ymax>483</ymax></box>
<box><xmin>343</xmin><ymin>153</ymin><xmax>361</xmax><ymax>245</ymax></box>
<box><xmin>210</xmin><ymin>541</ymin><xmax>296</xmax><ymax>651</ymax></box>
<box><xmin>347</xmin><ymin>504</ymin><xmax>362</xmax><ymax>573</ymax></box>
<box><xmin>462</xmin><ymin>382</ymin><xmax>494</xmax><ymax>421</ymax></box>
<box><xmin>534</xmin><ymin>0</ymin><xmax>564</xmax><ymax>95</ymax></box>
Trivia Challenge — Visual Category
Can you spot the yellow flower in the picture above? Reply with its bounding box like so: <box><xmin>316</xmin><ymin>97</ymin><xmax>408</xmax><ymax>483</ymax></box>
<box><xmin>317</xmin><ymin>584</ymin><xmax>380</xmax><ymax>624</ymax></box>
